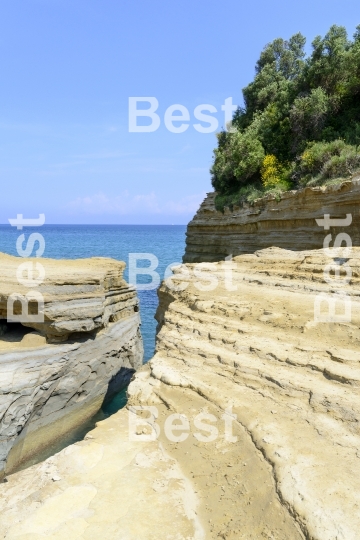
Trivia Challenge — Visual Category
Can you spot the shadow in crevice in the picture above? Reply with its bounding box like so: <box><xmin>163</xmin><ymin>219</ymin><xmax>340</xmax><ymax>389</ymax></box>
<box><xmin>101</xmin><ymin>366</ymin><xmax>135</xmax><ymax>414</ymax></box>
<box><xmin>7</xmin><ymin>367</ymin><xmax>135</xmax><ymax>478</ymax></box>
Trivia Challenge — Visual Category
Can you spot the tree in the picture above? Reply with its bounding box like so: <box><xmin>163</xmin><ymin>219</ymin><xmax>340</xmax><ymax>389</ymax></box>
<box><xmin>212</xmin><ymin>23</ymin><xmax>360</xmax><ymax>205</ymax></box>
<box><xmin>290</xmin><ymin>88</ymin><xmax>329</xmax><ymax>153</ymax></box>
<box><xmin>211</xmin><ymin>131</ymin><xmax>265</xmax><ymax>193</ymax></box>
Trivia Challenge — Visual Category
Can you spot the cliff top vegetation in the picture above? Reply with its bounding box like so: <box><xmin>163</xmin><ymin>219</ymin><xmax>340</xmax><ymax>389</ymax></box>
<box><xmin>212</xmin><ymin>24</ymin><xmax>360</xmax><ymax>210</ymax></box>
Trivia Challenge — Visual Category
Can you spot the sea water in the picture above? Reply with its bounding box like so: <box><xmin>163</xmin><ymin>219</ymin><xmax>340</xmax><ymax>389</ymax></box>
<box><xmin>0</xmin><ymin>224</ymin><xmax>187</xmax><ymax>362</ymax></box>
<box><xmin>0</xmin><ymin>225</ymin><xmax>186</xmax><ymax>469</ymax></box>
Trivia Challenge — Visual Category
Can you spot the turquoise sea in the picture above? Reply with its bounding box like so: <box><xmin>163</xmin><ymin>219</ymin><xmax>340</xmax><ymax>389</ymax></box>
<box><xmin>0</xmin><ymin>225</ymin><xmax>187</xmax><ymax>468</ymax></box>
<box><xmin>0</xmin><ymin>224</ymin><xmax>187</xmax><ymax>362</ymax></box>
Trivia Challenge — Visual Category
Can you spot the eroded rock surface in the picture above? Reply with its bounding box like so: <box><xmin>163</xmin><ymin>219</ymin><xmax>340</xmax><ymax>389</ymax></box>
<box><xmin>0</xmin><ymin>410</ymin><xmax>203</xmax><ymax>540</ymax></box>
<box><xmin>183</xmin><ymin>179</ymin><xmax>360</xmax><ymax>262</ymax></box>
<box><xmin>0</xmin><ymin>253</ymin><xmax>139</xmax><ymax>341</ymax></box>
<box><xmin>0</xmin><ymin>254</ymin><xmax>143</xmax><ymax>478</ymax></box>
<box><xmin>128</xmin><ymin>247</ymin><xmax>360</xmax><ymax>539</ymax></box>
<box><xmin>2</xmin><ymin>248</ymin><xmax>359</xmax><ymax>538</ymax></box>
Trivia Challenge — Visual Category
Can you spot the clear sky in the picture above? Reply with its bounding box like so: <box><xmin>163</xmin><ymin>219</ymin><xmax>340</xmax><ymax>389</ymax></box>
<box><xmin>0</xmin><ymin>0</ymin><xmax>359</xmax><ymax>224</ymax></box>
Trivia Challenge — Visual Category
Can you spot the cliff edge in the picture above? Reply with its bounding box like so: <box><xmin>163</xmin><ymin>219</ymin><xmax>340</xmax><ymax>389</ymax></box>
<box><xmin>183</xmin><ymin>178</ymin><xmax>360</xmax><ymax>262</ymax></box>
<box><xmin>0</xmin><ymin>254</ymin><xmax>143</xmax><ymax>478</ymax></box>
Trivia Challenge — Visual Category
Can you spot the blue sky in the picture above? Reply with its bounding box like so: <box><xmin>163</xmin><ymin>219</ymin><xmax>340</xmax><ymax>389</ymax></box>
<box><xmin>0</xmin><ymin>0</ymin><xmax>359</xmax><ymax>224</ymax></box>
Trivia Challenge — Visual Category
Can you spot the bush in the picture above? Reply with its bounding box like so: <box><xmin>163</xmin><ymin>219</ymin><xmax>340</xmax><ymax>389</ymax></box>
<box><xmin>210</xmin><ymin>24</ymin><xmax>360</xmax><ymax>198</ymax></box>
<box><xmin>322</xmin><ymin>148</ymin><xmax>360</xmax><ymax>178</ymax></box>
<box><xmin>214</xmin><ymin>184</ymin><xmax>264</xmax><ymax>212</ymax></box>
<box><xmin>211</xmin><ymin>130</ymin><xmax>265</xmax><ymax>193</ymax></box>
<box><xmin>289</xmin><ymin>88</ymin><xmax>329</xmax><ymax>153</ymax></box>
<box><xmin>300</xmin><ymin>139</ymin><xmax>347</xmax><ymax>175</ymax></box>
<box><xmin>298</xmin><ymin>139</ymin><xmax>360</xmax><ymax>185</ymax></box>
<box><xmin>261</xmin><ymin>154</ymin><xmax>291</xmax><ymax>188</ymax></box>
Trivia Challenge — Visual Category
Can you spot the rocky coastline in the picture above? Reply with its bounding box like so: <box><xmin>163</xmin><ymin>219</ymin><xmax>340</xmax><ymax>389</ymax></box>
<box><xmin>0</xmin><ymin>254</ymin><xmax>143</xmax><ymax>479</ymax></box>
<box><xmin>1</xmin><ymin>246</ymin><xmax>359</xmax><ymax>539</ymax></box>
<box><xmin>183</xmin><ymin>178</ymin><xmax>360</xmax><ymax>263</ymax></box>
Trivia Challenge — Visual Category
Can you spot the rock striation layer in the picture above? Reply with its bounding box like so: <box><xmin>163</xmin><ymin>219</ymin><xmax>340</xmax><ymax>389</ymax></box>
<box><xmin>0</xmin><ymin>254</ymin><xmax>143</xmax><ymax>478</ymax></box>
<box><xmin>0</xmin><ymin>253</ymin><xmax>140</xmax><ymax>341</ymax></box>
<box><xmin>183</xmin><ymin>178</ymin><xmax>360</xmax><ymax>262</ymax></box>
<box><xmin>129</xmin><ymin>247</ymin><xmax>360</xmax><ymax>539</ymax></box>
<box><xmin>1</xmin><ymin>247</ymin><xmax>359</xmax><ymax>539</ymax></box>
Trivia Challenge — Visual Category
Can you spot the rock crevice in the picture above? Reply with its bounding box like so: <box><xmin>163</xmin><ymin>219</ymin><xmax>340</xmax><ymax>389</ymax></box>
<box><xmin>0</xmin><ymin>248</ymin><xmax>359</xmax><ymax>539</ymax></box>
<box><xmin>0</xmin><ymin>254</ymin><xmax>143</xmax><ymax>478</ymax></box>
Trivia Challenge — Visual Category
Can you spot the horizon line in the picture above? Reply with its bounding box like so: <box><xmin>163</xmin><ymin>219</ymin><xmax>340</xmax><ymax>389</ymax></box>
<box><xmin>0</xmin><ymin>223</ymin><xmax>188</xmax><ymax>226</ymax></box>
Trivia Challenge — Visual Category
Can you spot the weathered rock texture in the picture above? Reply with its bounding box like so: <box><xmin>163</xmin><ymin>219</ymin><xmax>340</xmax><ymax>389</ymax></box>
<box><xmin>0</xmin><ymin>254</ymin><xmax>143</xmax><ymax>478</ymax></box>
<box><xmin>129</xmin><ymin>248</ymin><xmax>360</xmax><ymax>539</ymax></box>
<box><xmin>1</xmin><ymin>247</ymin><xmax>359</xmax><ymax>539</ymax></box>
<box><xmin>0</xmin><ymin>253</ymin><xmax>140</xmax><ymax>341</ymax></box>
<box><xmin>183</xmin><ymin>178</ymin><xmax>360</xmax><ymax>262</ymax></box>
<box><xmin>0</xmin><ymin>410</ymin><xmax>203</xmax><ymax>540</ymax></box>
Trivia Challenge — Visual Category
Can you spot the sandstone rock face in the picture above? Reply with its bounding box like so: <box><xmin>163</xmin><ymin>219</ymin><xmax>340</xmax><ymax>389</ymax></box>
<box><xmin>2</xmin><ymin>247</ymin><xmax>359</xmax><ymax>539</ymax></box>
<box><xmin>0</xmin><ymin>253</ymin><xmax>139</xmax><ymax>341</ymax></box>
<box><xmin>0</xmin><ymin>410</ymin><xmax>203</xmax><ymax>540</ymax></box>
<box><xmin>128</xmin><ymin>247</ymin><xmax>360</xmax><ymax>539</ymax></box>
<box><xmin>0</xmin><ymin>254</ymin><xmax>143</xmax><ymax>478</ymax></box>
<box><xmin>183</xmin><ymin>179</ymin><xmax>360</xmax><ymax>262</ymax></box>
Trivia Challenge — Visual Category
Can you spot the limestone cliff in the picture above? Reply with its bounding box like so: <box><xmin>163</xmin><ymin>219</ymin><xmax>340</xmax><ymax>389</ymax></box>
<box><xmin>0</xmin><ymin>254</ymin><xmax>143</xmax><ymax>478</ymax></box>
<box><xmin>1</xmin><ymin>247</ymin><xmax>359</xmax><ymax>539</ymax></box>
<box><xmin>183</xmin><ymin>178</ymin><xmax>360</xmax><ymax>262</ymax></box>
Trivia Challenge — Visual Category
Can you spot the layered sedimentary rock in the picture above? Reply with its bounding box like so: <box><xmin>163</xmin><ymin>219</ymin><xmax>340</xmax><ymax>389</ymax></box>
<box><xmin>183</xmin><ymin>178</ymin><xmax>360</xmax><ymax>262</ymax></box>
<box><xmin>0</xmin><ymin>406</ymin><xmax>204</xmax><ymax>540</ymax></box>
<box><xmin>0</xmin><ymin>254</ymin><xmax>143</xmax><ymax>478</ymax></box>
<box><xmin>0</xmin><ymin>253</ymin><xmax>140</xmax><ymax>341</ymax></box>
<box><xmin>1</xmin><ymin>247</ymin><xmax>359</xmax><ymax>539</ymax></box>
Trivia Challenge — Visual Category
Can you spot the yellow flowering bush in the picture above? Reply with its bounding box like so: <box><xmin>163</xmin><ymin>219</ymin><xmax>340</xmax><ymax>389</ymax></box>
<box><xmin>301</xmin><ymin>149</ymin><xmax>315</xmax><ymax>171</ymax></box>
<box><xmin>261</xmin><ymin>155</ymin><xmax>284</xmax><ymax>187</ymax></box>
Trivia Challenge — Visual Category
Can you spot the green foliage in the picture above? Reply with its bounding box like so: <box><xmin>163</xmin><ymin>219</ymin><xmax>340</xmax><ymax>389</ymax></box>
<box><xmin>214</xmin><ymin>179</ymin><xmax>293</xmax><ymax>212</ymax></box>
<box><xmin>211</xmin><ymin>131</ymin><xmax>265</xmax><ymax>193</ymax></box>
<box><xmin>212</xmin><ymin>23</ymin><xmax>360</xmax><ymax>198</ymax></box>
<box><xmin>214</xmin><ymin>185</ymin><xmax>264</xmax><ymax>212</ymax></box>
<box><xmin>261</xmin><ymin>154</ymin><xmax>292</xmax><ymax>189</ymax></box>
<box><xmin>289</xmin><ymin>88</ymin><xmax>330</xmax><ymax>153</ymax></box>
<box><xmin>297</xmin><ymin>139</ymin><xmax>360</xmax><ymax>186</ymax></box>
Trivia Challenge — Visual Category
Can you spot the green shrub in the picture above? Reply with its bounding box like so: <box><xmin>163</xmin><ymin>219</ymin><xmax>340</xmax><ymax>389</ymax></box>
<box><xmin>299</xmin><ymin>140</ymin><xmax>347</xmax><ymax>175</ymax></box>
<box><xmin>298</xmin><ymin>139</ymin><xmax>360</xmax><ymax>185</ymax></box>
<box><xmin>213</xmin><ymin>179</ymin><xmax>292</xmax><ymax>212</ymax></box>
<box><xmin>322</xmin><ymin>148</ymin><xmax>360</xmax><ymax>178</ymax></box>
<box><xmin>210</xmin><ymin>23</ymin><xmax>360</xmax><ymax>198</ymax></box>
<box><xmin>214</xmin><ymin>184</ymin><xmax>264</xmax><ymax>212</ymax></box>
<box><xmin>211</xmin><ymin>130</ymin><xmax>265</xmax><ymax>193</ymax></box>
<box><xmin>289</xmin><ymin>88</ymin><xmax>330</xmax><ymax>153</ymax></box>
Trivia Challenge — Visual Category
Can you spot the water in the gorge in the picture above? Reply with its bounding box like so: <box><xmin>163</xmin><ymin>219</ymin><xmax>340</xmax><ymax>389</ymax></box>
<box><xmin>0</xmin><ymin>225</ymin><xmax>186</xmax><ymax>471</ymax></box>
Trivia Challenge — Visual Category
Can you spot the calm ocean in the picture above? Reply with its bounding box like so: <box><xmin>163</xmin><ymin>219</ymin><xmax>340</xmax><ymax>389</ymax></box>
<box><xmin>0</xmin><ymin>225</ymin><xmax>187</xmax><ymax>468</ymax></box>
<box><xmin>0</xmin><ymin>224</ymin><xmax>187</xmax><ymax>362</ymax></box>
